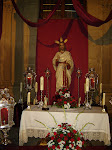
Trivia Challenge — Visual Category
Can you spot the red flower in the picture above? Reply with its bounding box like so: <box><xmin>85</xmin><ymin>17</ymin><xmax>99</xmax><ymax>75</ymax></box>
<box><xmin>64</xmin><ymin>136</ymin><xmax>68</xmax><ymax>141</ymax></box>
<box><xmin>81</xmin><ymin>133</ymin><xmax>83</xmax><ymax>135</ymax></box>
<box><xmin>52</xmin><ymin>145</ymin><xmax>55</xmax><ymax>149</ymax></box>
<box><xmin>66</xmin><ymin>146</ymin><xmax>69</xmax><ymax>149</ymax></box>
<box><xmin>58</xmin><ymin>124</ymin><xmax>61</xmax><ymax>127</ymax></box>
<box><xmin>76</xmin><ymin>145</ymin><xmax>80</xmax><ymax>149</ymax></box>
<box><xmin>46</xmin><ymin>132</ymin><xmax>50</xmax><ymax>137</ymax></box>
<box><xmin>71</xmin><ymin>143</ymin><xmax>74</xmax><ymax>147</ymax></box>
<box><xmin>82</xmin><ymin>141</ymin><xmax>84</xmax><ymax>145</ymax></box>
<box><xmin>57</xmin><ymin>138</ymin><xmax>61</xmax><ymax>143</ymax></box>
<box><xmin>54</xmin><ymin>132</ymin><xmax>57</xmax><ymax>136</ymax></box>
<box><xmin>67</xmin><ymin>132</ymin><xmax>71</xmax><ymax>137</ymax></box>
<box><xmin>51</xmin><ymin>136</ymin><xmax>54</xmax><ymax>140</ymax></box>
<box><xmin>77</xmin><ymin>137</ymin><xmax>80</xmax><ymax>141</ymax></box>
<box><xmin>70</xmin><ymin>138</ymin><xmax>75</xmax><ymax>142</ymax></box>
<box><xmin>57</xmin><ymin>145</ymin><xmax>60</xmax><ymax>149</ymax></box>
<box><xmin>73</xmin><ymin>130</ymin><xmax>77</xmax><ymax>134</ymax></box>
<box><xmin>60</xmin><ymin>133</ymin><xmax>64</xmax><ymax>138</ymax></box>
<box><xmin>64</xmin><ymin>101</ymin><xmax>67</xmax><ymax>104</ymax></box>
<box><xmin>63</xmin><ymin>127</ymin><xmax>66</xmax><ymax>129</ymax></box>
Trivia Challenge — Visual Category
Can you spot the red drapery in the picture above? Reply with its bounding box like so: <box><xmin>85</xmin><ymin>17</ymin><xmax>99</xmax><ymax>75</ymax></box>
<box><xmin>36</xmin><ymin>19</ymin><xmax>88</xmax><ymax>104</ymax></box>
<box><xmin>72</xmin><ymin>0</ymin><xmax>112</xmax><ymax>27</ymax></box>
<box><xmin>10</xmin><ymin>0</ymin><xmax>112</xmax><ymax>28</ymax></box>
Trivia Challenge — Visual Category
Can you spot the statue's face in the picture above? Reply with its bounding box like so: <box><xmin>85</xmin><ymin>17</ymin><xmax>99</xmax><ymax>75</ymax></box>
<box><xmin>59</xmin><ymin>42</ymin><xmax>65</xmax><ymax>53</ymax></box>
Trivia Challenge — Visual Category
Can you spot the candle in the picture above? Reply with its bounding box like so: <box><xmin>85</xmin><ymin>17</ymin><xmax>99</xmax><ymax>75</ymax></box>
<box><xmin>86</xmin><ymin>77</ymin><xmax>89</xmax><ymax>92</ymax></box>
<box><xmin>27</xmin><ymin>76</ymin><xmax>31</xmax><ymax>86</ymax></box>
<box><xmin>91</xmin><ymin>78</ymin><xmax>94</xmax><ymax>88</ymax></box>
<box><xmin>20</xmin><ymin>82</ymin><xmax>22</xmax><ymax>93</ymax></box>
<box><xmin>84</xmin><ymin>83</ymin><xmax>86</xmax><ymax>94</ymax></box>
<box><xmin>44</xmin><ymin>96</ymin><xmax>48</xmax><ymax>107</ymax></box>
<box><xmin>103</xmin><ymin>93</ymin><xmax>105</xmax><ymax>106</ymax></box>
<box><xmin>100</xmin><ymin>83</ymin><xmax>102</xmax><ymax>94</ymax></box>
<box><xmin>40</xmin><ymin>76</ymin><xmax>44</xmax><ymax>91</ymax></box>
<box><xmin>35</xmin><ymin>82</ymin><xmax>38</xmax><ymax>93</ymax></box>
<box><xmin>27</xmin><ymin>92</ymin><xmax>30</xmax><ymax>104</ymax></box>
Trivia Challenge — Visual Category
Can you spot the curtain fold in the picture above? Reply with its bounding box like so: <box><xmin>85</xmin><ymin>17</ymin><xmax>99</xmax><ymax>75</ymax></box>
<box><xmin>0</xmin><ymin>0</ymin><xmax>3</xmax><ymax>40</ymax></box>
<box><xmin>10</xmin><ymin>0</ymin><xmax>61</xmax><ymax>27</ymax></box>
<box><xmin>72</xmin><ymin>0</ymin><xmax>112</xmax><ymax>27</ymax></box>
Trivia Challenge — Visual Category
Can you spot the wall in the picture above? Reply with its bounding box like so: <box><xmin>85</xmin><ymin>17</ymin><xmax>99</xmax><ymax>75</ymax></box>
<box><xmin>87</xmin><ymin>0</ymin><xmax>112</xmax><ymax>115</ymax></box>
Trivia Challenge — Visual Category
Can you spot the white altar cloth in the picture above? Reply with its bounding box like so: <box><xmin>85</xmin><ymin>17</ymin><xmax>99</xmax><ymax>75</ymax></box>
<box><xmin>19</xmin><ymin>105</ymin><xmax>111</xmax><ymax>146</ymax></box>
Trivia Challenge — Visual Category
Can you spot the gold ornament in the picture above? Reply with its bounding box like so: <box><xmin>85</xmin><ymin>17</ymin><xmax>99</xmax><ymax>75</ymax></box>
<box><xmin>55</xmin><ymin>37</ymin><xmax>68</xmax><ymax>44</ymax></box>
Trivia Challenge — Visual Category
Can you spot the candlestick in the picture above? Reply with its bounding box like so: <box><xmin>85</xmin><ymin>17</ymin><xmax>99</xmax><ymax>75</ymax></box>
<box><xmin>84</xmin><ymin>83</ymin><xmax>86</xmax><ymax>94</ymax></box>
<box><xmin>84</xmin><ymin>91</ymin><xmax>91</xmax><ymax>110</ymax></box>
<box><xmin>27</xmin><ymin>92</ymin><xmax>30</xmax><ymax>105</ymax></box>
<box><xmin>35</xmin><ymin>82</ymin><xmax>38</xmax><ymax>93</ymax></box>
<box><xmin>86</xmin><ymin>77</ymin><xmax>89</xmax><ymax>92</ymax></box>
<box><xmin>103</xmin><ymin>93</ymin><xmax>105</xmax><ymax>106</ymax></box>
<box><xmin>78</xmin><ymin>97</ymin><xmax>81</xmax><ymax>107</ymax></box>
<box><xmin>40</xmin><ymin>76</ymin><xmax>44</xmax><ymax>91</ymax></box>
<box><xmin>27</xmin><ymin>76</ymin><xmax>31</xmax><ymax>86</ymax></box>
<box><xmin>20</xmin><ymin>82</ymin><xmax>22</xmax><ymax>93</ymax></box>
<box><xmin>100</xmin><ymin>83</ymin><xmax>102</xmax><ymax>94</ymax></box>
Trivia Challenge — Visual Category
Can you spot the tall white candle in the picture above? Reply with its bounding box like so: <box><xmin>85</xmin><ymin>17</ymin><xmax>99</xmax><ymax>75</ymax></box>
<box><xmin>100</xmin><ymin>83</ymin><xmax>102</xmax><ymax>94</ymax></box>
<box><xmin>103</xmin><ymin>93</ymin><xmax>105</xmax><ymax>106</ymax></box>
<box><xmin>44</xmin><ymin>96</ymin><xmax>48</xmax><ymax>107</ymax></box>
<box><xmin>35</xmin><ymin>82</ymin><xmax>38</xmax><ymax>93</ymax></box>
<box><xmin>86</xmin><ymin>77</ymin><xmax>89</xmax><ymax>92</ymax></box>
<box><xmin>20</xmin><ymin>82</ymin><xmax>22</xmax><ymax>93</ymax></box>
<box><xmin>84</xmin><ymin>83</ymin><xmax>86</xmax><ymax>94</ymax></box>
<box><xmin>40</xmin><ymin>76</ymin><xmax>44</xmax><ymax>91</ymax></box>
<box><xmin>27</xmin><ymin>92</ymin><xmax>30</xmax><ymax>104</ymax></box>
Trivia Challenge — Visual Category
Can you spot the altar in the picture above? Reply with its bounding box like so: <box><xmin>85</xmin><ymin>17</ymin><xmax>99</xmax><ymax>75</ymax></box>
<box><xmin>19</xmin><ymin>106</ymin><xmax>111</xmax><ymax>146</ymax></box>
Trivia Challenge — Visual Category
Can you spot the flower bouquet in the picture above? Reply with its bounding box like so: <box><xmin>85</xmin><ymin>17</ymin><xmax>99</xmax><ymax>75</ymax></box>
<box><xmin>53</xmin><ymin>87</ymin><xmax>77</xmax><ymax>109</ymax></box>
<box><xmin>36</xmin><ymin>111</ymin><xmax>94</xmax><ymax>150</ymax></box>
<box><xmin>46</xmin><ymin>123</ymin><xmax>86</xmax><ymax>150</ymax></box>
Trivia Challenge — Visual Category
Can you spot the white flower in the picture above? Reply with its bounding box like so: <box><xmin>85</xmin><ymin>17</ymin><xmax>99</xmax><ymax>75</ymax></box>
<box><xmin>64</xmin><ymin>103</ymin><xmax>70</xmax><ymax>109</ymax></box>
<box><xmin>63</xmin><ymin>93</ymin><xmax>70</xmax><ymax>98</ymax></box>
<box><xmin>64</xmin><ymin>104</ymin><xmax>68</xmax><ymax>109</ymax></box>
<box><xmin>67</xmin><ymin>103</ymin><xmax>70</xmax><ymax>108</ymax></box>
<box><xmin>59</xmin><ymin>91</ymin><xmax>63</xmax><ymax>96</ymax></box>
<box><xmin>59</xmin><ymin>140</ymin><xmax>65</xmax><ymax>145</ymax></box>
<box><xmin>76</xmin><ymin>140</ymin><xmax>82</xmax><ymax>147</ymax></box>
<box><xmin>47</xmin><ymin>140</ymin><xmax>55</xmax><ymax>147</ymax></box>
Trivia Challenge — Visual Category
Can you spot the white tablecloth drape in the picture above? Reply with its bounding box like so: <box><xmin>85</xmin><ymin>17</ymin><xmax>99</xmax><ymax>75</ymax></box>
<box><xmin>19</xmin><ymin>106</ymin><xmax>111</xmax><ymax>146</ymax></box>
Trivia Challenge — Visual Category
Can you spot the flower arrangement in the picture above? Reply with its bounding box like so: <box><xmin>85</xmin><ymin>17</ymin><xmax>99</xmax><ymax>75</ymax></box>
<box><xmin>53</xmin><ymin>87</ymin><xmax>77</xmax><ymax>109</ymax></box>
<box><xmin>36</xmin><ymin>111</ymin><xmax>94</xmax><ymax>150</ymax></box>
<box><xmin>46</xmin><ymin>123</ymin><xmax>85</xmax><ymax>150</ymax></box>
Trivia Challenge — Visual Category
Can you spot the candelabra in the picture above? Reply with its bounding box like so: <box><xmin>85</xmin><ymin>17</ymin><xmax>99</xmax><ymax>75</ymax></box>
<box><xmin>45</xmin><ymin>68</ymin><xmax>50</xmax><ymax>105</ymax></box>
<box><xmin>39</xmin><ymin>90</ymin><xmax>44</xmax><ymax>108</ymax></box>
<box><xmin>76</xmin><ymin>68</ymin><xmax>82</xmax><ymax>105</ymax></box>
<box><xmin>0</xmin><ymin>88</ymin><xmax>15</xmax><ymax>145</ymax></box>
<box><xmin>89</xmin><ymin>68</ymin><xmax>98</xmax><ymax>105</ymax></box>
<box><xmin>84</xmin><ymin>91</ymin><xmax>91</xmax><ymax>109</ymax></box>
<box><xmin>23</xmin><ymin>67</ymin><xmax>37</xmax><ymax>92</ymax></box>
<box><xmin>23</xmin><ymin>67</ymin><xmax>37</xmax><ymax>107</ymax></box>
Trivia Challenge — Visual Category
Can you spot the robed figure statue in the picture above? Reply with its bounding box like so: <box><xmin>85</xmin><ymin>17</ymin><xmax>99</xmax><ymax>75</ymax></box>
<box><xmin>52</xmin><ymin>37</ymin><xmax>74</xmax><ymax>91</ymax></box>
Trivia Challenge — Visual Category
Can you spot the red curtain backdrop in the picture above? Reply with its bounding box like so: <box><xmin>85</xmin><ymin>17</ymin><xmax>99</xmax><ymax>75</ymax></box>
<box><xmin>36</xmin><ymin>19</ymin><xmax>88</xmax><ymax>104</ymax></box>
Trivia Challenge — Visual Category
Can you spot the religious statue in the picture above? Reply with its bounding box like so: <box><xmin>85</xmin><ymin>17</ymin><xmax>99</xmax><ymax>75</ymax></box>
<box><xmin>52</xmin><ymin>37</ymin><xmax>74</xmax><ymax>91</ymax></box>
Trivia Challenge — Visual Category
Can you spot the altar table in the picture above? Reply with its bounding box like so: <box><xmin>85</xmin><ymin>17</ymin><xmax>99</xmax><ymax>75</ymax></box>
<box><xmin>19</xmin><ymin>106</ymin><xmax>111</xmax><ymax>146</ymax></box>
